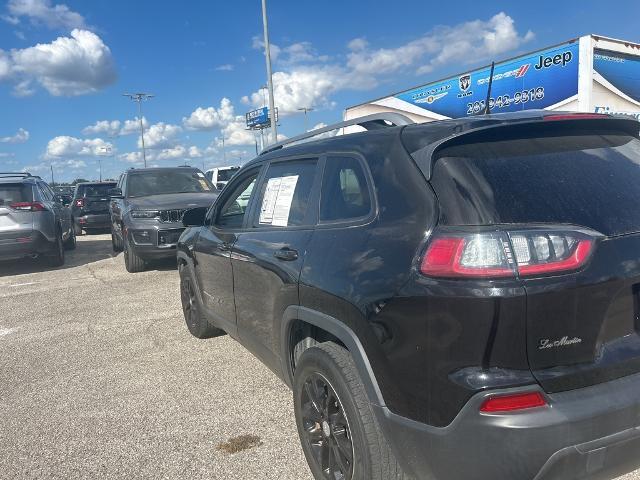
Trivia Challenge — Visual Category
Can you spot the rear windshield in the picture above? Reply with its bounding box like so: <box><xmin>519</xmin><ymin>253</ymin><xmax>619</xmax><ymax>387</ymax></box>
<box><xmin>217</xmin><ymin>167</ymin><xmax>240</xmax><ymax>182</ymax></box>
<box><xmin>431</xmin><ymin>130</ymin><xmax>640</xmax><ymax>236</ymax></box>
<box><xmin>0</xmin><ymin>183</ymin><xmax>32</xmax><ymax>205</ymax></box>
<box><xmin>78</xmin><ymin>183</ymin><xmax>116</xmax><ymax>197</ymax></box>
<box><xmin>127</xmin><ymin>170</ymin><xmax>213</xmax><ymax>197</ymax></box>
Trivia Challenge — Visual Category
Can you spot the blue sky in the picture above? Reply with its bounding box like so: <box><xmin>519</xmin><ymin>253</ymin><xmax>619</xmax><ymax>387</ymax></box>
<box><xmin>0</xmin><ymin>0</ymin><xmax>639</xmax><ymax>182</ymax></box>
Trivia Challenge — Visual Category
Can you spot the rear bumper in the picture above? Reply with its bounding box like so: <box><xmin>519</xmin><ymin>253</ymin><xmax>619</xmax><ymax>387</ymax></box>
<box><xmin>0</xmin><ymin>231</ymin><xmax>52</xmax><ymax>260</ymax></box>
<box><xmin>76</xmin><ymin>213</ymin><xmax>110</xmax><ymax>229</ymax></box>
<box><xmin>376</xmin><ymin>371</ymin><xmax>640</xmax><ymax>480</ymax></box>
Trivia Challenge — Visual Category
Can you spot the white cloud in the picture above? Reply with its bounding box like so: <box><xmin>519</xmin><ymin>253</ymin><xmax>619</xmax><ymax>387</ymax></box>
<box><xmin>139</xmin><ymin>122</ymin><xmax>182</xmax><ymax>149</ymax></box>
<box><xmin>6</xmin><ymin>29</ymin><xmax>117</xmax><ymax>96</ymax></box>
<box><xmin>215</xmin><ymin>64</ymin><xmax>234</xmax><ymax>71</ymax></box>
<box><xmin>5</xmin><ymin>0</ymin><xmax>86</xmax><ymax>30</ymax></box>
<box><xmin>183</xmin><ymin>98</ymin><xmax>235</xmax><ymax>131</ymax></box>
<box><xmin>45</xmin><ymin>136</ymin><xmax>113</xmax><ymax>158</ymax></box>
<box><xmin>244</xmin><ymin>12</ymin><xmax>533</xmax><ymax>114</ymax></box>
<box><xmin>0</xmin><ymin>127</ymin><xmax>29</xmax><ymax>143</ymax></box>
<box><xmin>0</xmin><ymin>152</ymin><xmax>16</xmax><ymax>158</ymax></box>
<box><xmin>81</xmin><ymin>117</ymin><xmax>148</xmax><ymax>137</ymax></box>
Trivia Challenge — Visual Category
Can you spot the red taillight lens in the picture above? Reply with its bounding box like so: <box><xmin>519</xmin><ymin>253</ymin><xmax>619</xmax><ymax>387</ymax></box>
<box><xmin>544</xmin><ymin>113</ymin><xmax>607</xmax><ymax>121</ymax></box>
<box><xmin>480</xmin><ymin>392</ymin><xmax>547</xmax><ymax>413</ymax></box>
<box><xmin>75</xmin><ymin>199</ymin><xmax>84</xmax><ymax>207</ymax></box>
<box><xmin>9</xmin><ymin>202</ymin><xmax>46</xmax><ymax>212</ymax></box>
<box><xmin>420</xmin><ymin>235</ymin><xmax>514</xmax><ymax>278</ymax></box>
<box><xmin>420</xmin><ymin>228</ymin><xmax>598</xmax><ymax>279</ymax></box>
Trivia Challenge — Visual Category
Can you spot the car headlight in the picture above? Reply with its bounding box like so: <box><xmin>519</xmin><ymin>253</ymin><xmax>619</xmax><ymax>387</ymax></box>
<box><xmin>130</xmin><ymin>210</ymin><xmax>160</xmax><ymax>219</ymax></box>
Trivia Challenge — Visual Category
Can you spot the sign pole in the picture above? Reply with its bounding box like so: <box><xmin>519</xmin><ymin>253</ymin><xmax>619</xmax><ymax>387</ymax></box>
<box><xmin>261</xmin><ymin>0</ymin><xmax>277</xmax><ymax>144</ymax></box>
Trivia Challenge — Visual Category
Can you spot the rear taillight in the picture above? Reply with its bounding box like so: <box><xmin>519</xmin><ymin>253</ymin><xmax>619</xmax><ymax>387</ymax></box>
<box><xmin>9</xmin><ymin>202</ymin><xmax>46</xmax><ymax>212</ymax></box>
<box><xmin>480</xmin><ymin>391</ymin><xmax>547</xmax><ymax>413</ymax></box>
<box><xmin>420</xmin><ymin>227</ymin><xmax>599</xmax><ymax>279</ymax></box>
<box><xmin>74</xmin><ymin>198</ymin><xmax>85</xmax><ymax>207</ymax></box>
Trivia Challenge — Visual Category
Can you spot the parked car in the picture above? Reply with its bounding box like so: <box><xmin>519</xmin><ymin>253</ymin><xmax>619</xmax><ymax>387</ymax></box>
<box><xmin>71</xmin><ymin>181</ymin><xmax>117</xmax><ymax>235</ymax></box>
<box><xmin>109</xmin><ymin>167</ymin><xmax>218</xmax><ymax>273</ymax></box>
<box><xmin>0</xmin><ymin>172</ymin><xmax>74</xmax><ymax>266</ymax></box>
<box><xmin>177</xmin><ymin>111</ymin><xmax>640</xmax><ymax>480</ymax></box>
<box><xmin>204</xmin><ymin>165</ymin><xmax>240</xmax><ymax>189</ymax></box>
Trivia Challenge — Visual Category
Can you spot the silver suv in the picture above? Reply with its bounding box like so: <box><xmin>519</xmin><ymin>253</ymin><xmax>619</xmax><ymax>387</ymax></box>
<box><xmin>0</xmin><ymin>173</ymin><xmax>75</xmax><ymax>266</ymax></box>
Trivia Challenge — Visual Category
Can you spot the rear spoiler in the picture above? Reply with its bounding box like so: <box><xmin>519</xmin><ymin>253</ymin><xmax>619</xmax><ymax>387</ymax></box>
<box><xmin>403</xmin><ymin>113</ymin><xmax>640</xmax><ymax>180</ymax></box>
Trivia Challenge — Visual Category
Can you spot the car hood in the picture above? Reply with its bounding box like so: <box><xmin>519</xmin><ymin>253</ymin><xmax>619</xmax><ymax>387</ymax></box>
<box><xmin>126</xmin><ymin>192</ymin><xmax>218</xmax><ymax>210</ymax></box>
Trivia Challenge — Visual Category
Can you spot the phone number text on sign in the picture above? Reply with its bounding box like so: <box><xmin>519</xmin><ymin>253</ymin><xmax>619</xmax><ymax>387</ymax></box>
<box><xmin>467</xmin><ymin>87</ymin><xmax>546</xmax><ymax>115</ymax></box>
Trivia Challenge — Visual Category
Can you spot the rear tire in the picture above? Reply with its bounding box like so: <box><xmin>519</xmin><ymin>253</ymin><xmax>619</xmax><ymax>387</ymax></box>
<box><xmin>293</xmin><ymin>342</ymin><xmax>409</xmax><ymax>480</ymax></box>
<box><xmin>123</xmin><ymin>235</ymin><xmax>145</xmax><ymax>273</ymax></box>
<box><xmin>45</xmin><ymin>229</ymin><xmax>65</xmax><ymax>267</ymax></box>
<box><xmin>64</xmin><ymin>225</ymin><xmax>76</xmax><ymax>250</ymax></box>
<box><xmin>111</xmin><ymin>227</ymin><xmax>123</xmax><ymax>252</ymax></box>
<box><xmin>179</xmin><ymin>263</ymin><xmax>225</xmax><ymax>339</ymax></box>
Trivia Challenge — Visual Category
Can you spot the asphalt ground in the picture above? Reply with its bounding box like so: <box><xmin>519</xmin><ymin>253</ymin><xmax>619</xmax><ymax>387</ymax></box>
<box><xmin>0</xmin><ymin>233</ymin><xmax>638</xmax><ymax>480</ymax></box>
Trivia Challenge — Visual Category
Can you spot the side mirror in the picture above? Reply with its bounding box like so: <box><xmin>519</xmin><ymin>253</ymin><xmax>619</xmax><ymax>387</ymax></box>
<box><xmin>108</xmin><ymin>187</ymin><xmax>123</xmax><ymax>198</ymax></box>
<box><xmin>182</xmin><ymin>207</ymin><xmax>207</xmax><ymax>227</ymax></box>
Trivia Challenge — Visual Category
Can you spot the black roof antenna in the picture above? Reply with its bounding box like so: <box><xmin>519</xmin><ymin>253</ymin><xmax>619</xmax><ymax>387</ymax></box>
<box><xmin>483</xmin><ymin>62</ymin><xmax>495</xmax><ymax>115</ymax></box>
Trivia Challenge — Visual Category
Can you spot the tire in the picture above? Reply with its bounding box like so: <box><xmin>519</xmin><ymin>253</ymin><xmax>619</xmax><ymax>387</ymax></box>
<box><xmin>45</xmin><ymin>229</ymin><xmax>65</xmax><ymax>267</ymax></box>
<box><xmin>111</xmin><ymin>227</ymin><xmax>123</xmax><ymax>252</ymax></box>
<box><xmin>64</xmin><ymin>225</ymin><xmax>76</xmax><ymax>250</ymax></box>
<box><xmin>293</xmin><ymin>342</ymin><xmax>408</xmax><ymax>480</ymax></box>
<box><xmin>73</xmin><ymin>220</ymin><xmax>82</xmax><ymax>236</ymax></box>
<box><xmin>123</xmin><ymin>234</ymin><xmax>145</xmax><ymax>273</ymax></box>
<box><xmin>179</xmin><ymin>263</ymin><xmax>225</xmax><ymax>339</ymax></box>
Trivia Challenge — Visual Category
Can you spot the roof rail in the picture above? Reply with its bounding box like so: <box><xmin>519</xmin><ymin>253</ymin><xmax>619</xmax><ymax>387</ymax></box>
<box><xmin>0</xmin><ymin>172</ymin><xmax>32</xmax><ymax>178</ymax></box>
<box><xmin>260</xmin><ymin>112</ymin><xmax>414</xmax><ymax>155</ymax></box>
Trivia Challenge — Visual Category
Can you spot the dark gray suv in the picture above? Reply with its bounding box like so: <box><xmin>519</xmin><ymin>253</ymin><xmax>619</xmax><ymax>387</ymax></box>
<box><xmin>0</xmin><ymin>172</ymin><xmax>75</xmax><ymax>266</ymax></box>
<box><xmin>109</xmin><ymin>167</ymin><xmax>218</xmax><ymax>273</ymax></box>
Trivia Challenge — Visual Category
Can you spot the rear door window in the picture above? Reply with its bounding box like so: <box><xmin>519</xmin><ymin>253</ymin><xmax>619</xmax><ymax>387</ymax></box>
<box><xmin>254</xmin><ymin>159</ymin><xmax>318</xmax><ymax>228</ymax></box>
<box><xmin>320</xmin><ymin>156</ymin><xmax>372</xmax><ymax>222</ymax></box>
<box><xmin>431</xmin><ymin>130</ymin><xmax>640</xmax><ymax>236</ymax></box>
<box><xmin>81</xmin><ymin>184</ymin><xmax>116</xmax><ymax>197</ymax></box>
<box><xmin>0</xmin><ymin>183</ymin><xmax>32</xmax><ymax>205</ymax></box>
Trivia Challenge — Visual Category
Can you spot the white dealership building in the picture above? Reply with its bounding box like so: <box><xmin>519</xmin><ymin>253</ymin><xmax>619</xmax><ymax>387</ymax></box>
<box><xmin>344</xmin><ymin>35</ymin><xmax>640</xmax><ymax>123</ymax></box>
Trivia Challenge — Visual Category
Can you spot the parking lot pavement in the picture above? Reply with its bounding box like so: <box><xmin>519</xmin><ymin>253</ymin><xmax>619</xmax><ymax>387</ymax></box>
<box><xmin>0</xmin><ymin>233</ymin><xmax>638</xmax><ymax>480</ymax></box>
<box><xmin>0</xmin><ymin>233</ymin><xmax>312</xmax><ymax>480</ymax></box>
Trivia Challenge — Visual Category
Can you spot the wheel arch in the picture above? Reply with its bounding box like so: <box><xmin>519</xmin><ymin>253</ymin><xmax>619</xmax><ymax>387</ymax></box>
<box><xmin>280</xmin><ymin>305</ymin><xmax>386</xmax><ymax>408</ymax></box>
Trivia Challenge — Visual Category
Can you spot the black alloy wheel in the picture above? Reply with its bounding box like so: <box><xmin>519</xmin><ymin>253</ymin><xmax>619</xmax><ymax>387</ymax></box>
<box><xmin>300</xmin><ymin>372</ymin><xmax>354</xmax><ymax>480</ymax></box>
<box><xmin>181</xmin><ymin>275</ymin><xmax>199</xmax><ymax>331</ymax></box>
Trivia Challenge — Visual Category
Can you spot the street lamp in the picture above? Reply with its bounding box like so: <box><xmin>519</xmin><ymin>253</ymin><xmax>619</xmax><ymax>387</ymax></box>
<box><xmin>261</xmin><ymin>0</ymin><xmax>277</xmax><ymax>144</ymax></box>
<box><xmin>297</xmin><ymin>106</ymin><xmax>314</xmax><ymax>132</ymax></box>
<box><xmin>123</xmin><ymin>92</ymin><xmax>154</xmax><ymax>167</ymax></box>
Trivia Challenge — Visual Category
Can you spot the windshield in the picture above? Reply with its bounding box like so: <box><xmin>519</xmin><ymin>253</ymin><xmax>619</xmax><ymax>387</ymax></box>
<box><xmin>0</xmin><ymin>184</ymin><xmax>31</xmax><ymax>205</ymax></box>
<box><xmin>432</xmin><ymin>131</ymin><xmax>640</xmax><ymax>236</ymax></box>
<box><xmin>126</xmin><ymin>170</ymin><xmax>213</xmax><ymax>197</ymax></box>
<box><xmin>217</xmin><ymin>167</ymin><xmax>240</xmax><ymax>182</ymax></box>
<box><xmin>79</xmin><ymin>183</ymin><xmax>116</xmax><ymax>197</ymax></box>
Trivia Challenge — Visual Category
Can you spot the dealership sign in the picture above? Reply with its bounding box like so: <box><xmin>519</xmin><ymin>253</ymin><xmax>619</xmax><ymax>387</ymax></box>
<box><xmin>396</xmin><ymin>42</ymin><xmax>580</xmax><ymax>118</ymax></box>
<box><xmin>246</xmin><ymin>107</ymin><xmax>271</xmax><ymax>128</ymax></box>
<box><xmin>594</xmin><ymin>49</ymin><xmax>640</xmax><ymax>104</ymax></box>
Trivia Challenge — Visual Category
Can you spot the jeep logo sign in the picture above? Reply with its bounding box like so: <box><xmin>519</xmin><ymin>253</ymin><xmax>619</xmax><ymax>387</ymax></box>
<box><xmin>535</xmin><ymin>51</ymin><xmax>573</xmax><ymax>70</ymax></box>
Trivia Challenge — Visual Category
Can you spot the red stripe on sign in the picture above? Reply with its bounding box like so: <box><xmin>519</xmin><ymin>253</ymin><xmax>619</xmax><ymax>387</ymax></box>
<box><xmin>517</xmin><ymin>64</ymin><xmax>530</xmax><ymax>77</ymax></box>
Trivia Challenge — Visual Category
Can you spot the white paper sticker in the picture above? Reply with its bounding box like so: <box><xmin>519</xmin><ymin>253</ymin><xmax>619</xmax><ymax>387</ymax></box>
<box><xmin>258</xmin><ymin>175</ymin><xmax>299</xmax><ymax>226</ymax></box>
<box><xmin>197</xmin><ymin>172</ymin><xmax>205</xmax><ymax>178</ymax></box>
<box><xmin>259</xmin><ymin>177</ymin><xmax>281</xmax><ymax>224</ymax></box>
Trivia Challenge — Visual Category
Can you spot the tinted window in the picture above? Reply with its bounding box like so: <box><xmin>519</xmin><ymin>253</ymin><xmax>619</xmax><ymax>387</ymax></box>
<box><xmin>217</xmin><ymin>167</ymin><xmax>240</xmax><ymax>182</ymax></box>
<box><xmin>256</xmin><ymin>159</ymin><xmax>317</xmax><ymax>227</ymax></box>
<box><xmin>320</xmin><ymin>156</ymin><xmax>371</xmax><ymax>222</ymax></box>
<box><xmin>0</xmin><ymin>183</ymin><xmax>32</xmax><ymax>205</ymax></box>
<box><xmin>216</xmin><ymin>170</ymin><xmax>259</xmax><ymax>228</ymax></box>
<box><xmin>38</xmin><ymin>182</ymin><xmax>53</xmax><ymax>201</ymax></box>
<box><xmin>431</xmin><ymin>132</ymin><xmax>640</xmax><ymax>236</ymax></box>
<box><xmin>79</xmin><ymin>183</ymin><xmax>116</xmax><ymax>197</ymax></box>
<box><xmin>127</xmin><ymin>170</ymin><xmax>213</xmax><ymax>197</ymax></box>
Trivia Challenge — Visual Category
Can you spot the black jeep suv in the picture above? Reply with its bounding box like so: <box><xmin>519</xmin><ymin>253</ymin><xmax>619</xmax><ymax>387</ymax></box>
<box><xmin>177</xmin><ymin>111</ymin><xmax>640</xmax><ymax>480</ymax></box>
<box><xmin>109</xmin><ymin>167</ymin><xmax>217</xmax><ymax>273</ymax></box>
<box><xmin>71</xmin><ymin>181</ymin><xmax>117</xmax><ymax>234</ymax></box>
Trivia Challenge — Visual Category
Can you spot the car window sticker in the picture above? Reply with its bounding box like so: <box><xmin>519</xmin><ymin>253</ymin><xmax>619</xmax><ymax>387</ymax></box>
<box><xmin>259</xmin><ymin>175</ymin><xmax>299</xmax><ymax>226</ymax></box>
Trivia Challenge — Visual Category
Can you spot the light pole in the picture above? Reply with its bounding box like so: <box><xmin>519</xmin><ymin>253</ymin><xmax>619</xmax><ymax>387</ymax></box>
<box><xmin>297</xmin><ymin>106</ymin><xmax>314</xmax><ymax>132</ymax></box>
<box><xmin>261</xmin><ymin>0</ymin><xmax>277</xmax><ymax>144</ymax></box>
<box><xmin>123</xmin><ymin>92</ymin><xmax>154</xmax><ymax>167</ymax></box>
